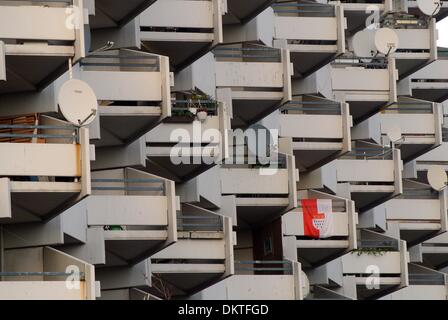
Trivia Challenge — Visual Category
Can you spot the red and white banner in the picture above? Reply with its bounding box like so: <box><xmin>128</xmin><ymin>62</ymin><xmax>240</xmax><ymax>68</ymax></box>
<box><xmin>301</xmin><ymin>199</ymin><xmax>334</xmax><ymax>239</ymax></box>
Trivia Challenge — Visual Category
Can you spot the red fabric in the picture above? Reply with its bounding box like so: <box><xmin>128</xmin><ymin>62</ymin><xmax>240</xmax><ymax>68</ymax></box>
<box><xmin>301</xmin><ymin>199</ymin><xmax>324</xmax><ymax>239</ymax></box>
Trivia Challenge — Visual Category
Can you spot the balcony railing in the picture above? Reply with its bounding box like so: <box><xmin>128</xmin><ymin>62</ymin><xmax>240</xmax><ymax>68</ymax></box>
<box><xmin>234</xmin><ymin>260</ymin><xmax>293</xmax><ymax>275</ymax></box>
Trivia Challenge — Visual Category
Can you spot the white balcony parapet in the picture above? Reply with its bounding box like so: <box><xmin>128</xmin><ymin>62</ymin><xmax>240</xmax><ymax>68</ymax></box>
<box><xmin>0</xmin><ymin>115</ymin><xmax>91</xmax><ymax>224</ymax></box>
<box><xmin>139</xmin><ymin>0</ymin><xmax>224</xmax><ymax>70</ymax></box>
<box><xmin>279</xmin><ymin>95</ymin><xmax>352</xmax><ymax>172</ymax></box>
<box><xmin>0</xmin><ymin>246</ymin><xmax>96</xmax><ymax>300</ymax></box>
<box><xmin>380</xmin><ymin>97</ymin><xmax>443</xmax><ymax>162</ymax></box>
<box><xmin>76</xmin><ymin>49</ymin><xmax>172</xmax><ymax>147</ymax></box>
<box><xmin>220</xmin><ymin>154</ymin><xmax>298</xmax><ymax>225</ymax></box>
<box><xmin>214</xmin><ymin>44</ymin><xmax>292</xmax><ymax>128</ymax></box>
<box><xmin>85</xmin><ymin>168</ymin><xmax>177</xmax><ymax>266</ymax></box>
<box><xmin>381</xmin><ymin>263</ymin><xmax>448</xmax><ymax>300</ymax></box>
<box><xmin>150</xmin><ymin>204</ymin><xmax>234</xmax><ymax>297</ymax></box>
<box><xmin>399</xmin><ymin>49</ymin><xmax>448</xmax><ymax>103</ymax></box>
<box><xmin>272</xmin><ymin>2</ymin><xmax>346</xmax><ymax>78</ymax></box>
<box><xmin>336</xmin><ymin>142</ymin><xmax>403</xmax><ymax>212</ymax></box>
<box><xmin>283</xmin><ymin>190</ymin><xmax>358</xmax><ymax>268</ymax></box>
<box><xmin>384</xmin><ymin>180</ymin><xmax>448</xmax><ymax>245</ymax></box>
<box><xmin>0</xmin><ymin>0</ymin><xmax>85</xmax><ymax>94</ymax></box>
<box><xmin>191</xmin><ymin>260</ymin><xmax>305</xmax><ymax>300</ymax></box>
<box><xmin>293</xmin><ymin>56</ymin><xmax>398</xmax><ymax>124</ymax></box>
<box><xmin>341</xmin><ymin>229</ymin><xmax>409</xmax><ymax>299</ymax></box>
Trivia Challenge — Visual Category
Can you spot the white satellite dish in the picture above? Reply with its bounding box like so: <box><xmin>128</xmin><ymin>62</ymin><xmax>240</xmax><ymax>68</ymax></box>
<box><xmin>374</xmin><ymin>28</ymin><xmax>399</xmax><ymax>56</ymax></box>
<box><xmin>427</xmin><ymin>165</ymin><xmax>448</xmax><ymax>191</ymax></box>
<box><xmin>386</xmin><ymin>126</ymin><xmax>402</xmax><ymax>143</ymax></box>
<box><xmin>352</xmin><ymin>29</ymin><xmax>377</xmax><ymax>58</ymax></box>
<box><xmin>58</xmin><ymin>79</ymin><xmax>98</xmax><ymax>126</ymax></box>
<box><xmin>417</xmin><ymin>0</ymin><xmax>441</xmax><ymax>16</ymax></box>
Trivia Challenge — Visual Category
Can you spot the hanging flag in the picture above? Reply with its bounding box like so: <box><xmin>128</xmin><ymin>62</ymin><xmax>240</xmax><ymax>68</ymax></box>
<box><xmin>301</xmin><ymin>199</ymin><xmax>334</xmax><ymax>239</ymax></box>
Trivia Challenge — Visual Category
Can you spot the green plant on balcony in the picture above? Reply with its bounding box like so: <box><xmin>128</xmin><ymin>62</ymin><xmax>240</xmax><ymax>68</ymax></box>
<box><xmin>351</xmin><ymin>247</ymin><xmax>393</xmax><ymax>257</ymax></box>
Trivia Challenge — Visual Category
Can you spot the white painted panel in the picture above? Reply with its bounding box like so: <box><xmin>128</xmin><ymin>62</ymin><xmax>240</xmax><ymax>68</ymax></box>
<box><xmin>225</xmin><ymin>275</ymin><xmax>296</xmax><ymax>300</ymax></box>
<box><xmin>342</xmin><ymin>252</ymin><xmax>402</xmax><ymax>274</ymax></box>
<box><xmin>215</xmin><ymin>62</ymin><xmax>284</xmax><ymax>88</ymax></box>
<box><xmin>336</xmin><ymin>159</ymin><xmax>395</xmax><ymax>182</ymax></box>
<box><xmin>140</xmin><ymin>0</ymin><xmax>213</xmax><ymax>28</ymax></box>
<box><xmin>0</xmin><ymin>282</ymin><xmax>86</xmax><ymax>300</ymax></box>
<box><xmin>0</xmin><ymin>144</ymin><xmax>80</xmax><ymax>177</ymax></box>
<box><xmin>331</xmin><ymin>68</ymin><xmax>389</xmax><ymax>91</ymax></box>
<box><xmin>382</xmin><ymin>285</ymin><xmax>447</xmax><ymax>300</ymax></box>
<box><xmin>0</xmin><ymin>6</ymin><xmax>75</xmax><ymax>40</ymax></box>
<box><xmin>280</xmin><ymin>114</ymin><xmax>343</xmax><ymax>138</ymax></box>
<box><xmin>80</xmin><ymin>71</ymin><xmax>162</xmax><ymax>101</ymax></box>
<box><xmin>220</xmin><ymin>168</ymin><xmax>289</xmax><ymax>194</ymax></box>
<box><xmin>385</xmin><ymin>199</ymin><xmax>440</xmax><ymax>220</ymax></box>
<box><xmin>275</xmin><ymin>17</ymin><xmax>337</xmax><ymax>41</ymax></box>
<box><xmin>412</xmin><ymin>60</ymin><xmax>448</xmax><ymax>80</ymax></box>
<box><xmin>417</xmin><ymin>142</ymin><xmax>448</xmax><ymax>161</ymax></box>
<box><xmin>395</xmin><ymin>29</ymin><xmax>430</xmax><ymax>50</ymax></box>
<box><xmin>87</xmin><ymin>196</ymin><xmax>168</xmax><ymax>226</ymax></box>
<box><xmin>381</xmin><ymin>114</ymin><xmax>435</xmax><ymax>135</ymax></box>
<box><xmin>153</xmin><ymin>239</ymin><xmax>225</xmax><ymax>259</ymax></box>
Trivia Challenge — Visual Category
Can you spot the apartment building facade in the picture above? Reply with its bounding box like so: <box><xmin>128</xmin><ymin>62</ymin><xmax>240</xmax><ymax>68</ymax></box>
<box><xmin>0</xmin><ymin>0</ymin><xmax>447</xmax><ymax>300</ymax></box>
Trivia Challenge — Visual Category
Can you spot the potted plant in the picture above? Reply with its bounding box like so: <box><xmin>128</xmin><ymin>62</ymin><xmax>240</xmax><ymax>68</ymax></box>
<box><xmin>196</xmin><ymin>107</ymin><xmax>209</xmax><ymax>122</ymax></box>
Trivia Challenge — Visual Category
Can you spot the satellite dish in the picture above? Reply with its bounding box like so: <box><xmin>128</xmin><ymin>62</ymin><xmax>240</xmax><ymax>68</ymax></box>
<box><xmin>427</xmin><ymin>166</ymin><xmax>448</xmax><ymax>191</ymax></box>
<box><xmin>374</xmin><ymin>28</ymin><xmax>399</xmax><ymax>55</ymax></box>
<box><xmin>58</xmin><ymin>79</ymin><xmax>98</xmax><ymax>126</ymax></box>
<box><xmin>417</xmin><ymin>0</ymin><xmax>441</xmax><ymax>16</ymax></box>
<box><xmin>352</xmin><ymin>29</ymin><xmax>377</xmax><ymax>58</ymax></box>
<box><xmin>386</xmin><ymin>126</ymin><xmax>402</xmax><ymax>143</ymax></box>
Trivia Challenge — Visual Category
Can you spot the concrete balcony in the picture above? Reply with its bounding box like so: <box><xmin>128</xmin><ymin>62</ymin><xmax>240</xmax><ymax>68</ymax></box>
<box><xmin>190</xmin><ymin>260</ymin><xmax>305</xmax><ymax>300</ymax></box>
<box><xmin>383</xmin><ymin>15</ymin><xmax>438</xmax><ymax>78</ymax></box>
<box><xmin>0</xmin><ymin>115</ymin><xmax>91</xmax><ymax>224</ymax></box>
<box><xmin>383</xmin><ymin>180</ymin><xmax>448</xmax><ymax>246</ymax></box>
<box><xmin>76</xmin><ymin>50</ymin><xmax>171</xmax><ymax>147</ymax></box>
<box><xmin>86</xmin><ymin>168</ymin><xmax>177</xmax><ymax>266</ymax></box>
<box><xmin>279</xmin><ymin>96</ymin><xmax>352</xmax><ymax>172</ymax></box>
<box><xmin>0</xmin><ymin>247</ymin><xmax>96</xmax><ymax>300</ymax></box>
<box><xmin>421</xmin><ymin>232</ymin><xmax>448</xmax><ymax>270</ymax></box>
<box><xmin>341</xmin><ymin>230</ymin><xmax>409</xmax><ymax>299</ymax></box>
<box><xmin>380</xmin><ymin>97</ymin><xmax>443</xmax><ymax>162</ymax></box>
<box><xmin>381</xmin><ymin>263</ymin><xmax>448</xmax><ymax>300</ymax></box>
<box><xmin>415</xmin><ymin>140</ymin><xmax>448</xmax><ymax>178</ymax></box>
<box><xmin>139</xmin><ymin>0</ymin><xmax>224</xmax><ymax>71</ymax></box>
<box><xmin>220</xmin><ymin>154</ymin><xmax>297</xmax><ymax>226</ymax></box>
<box><xmin>87</xmin><ymin>0</ymin><xmax>157</xmax><ymax>29</ymax></box>
<box><xmin>214</xmin><ymin>44</ymin><xmax>292</xmax><ymax>128</ymax></box>
<box><xmin>143</xmin><ymin>100</ymin><xmax>230</xmax><ymax>182</ymax></box>
<box><xmin>283</xmin><ymin>190</ymin><xmax>358</xmax><ymax>268</ymax></box>
<box><xmin>150</xmin><ymin>204</ymin><xmax>234</xmax><ymax>297</ymax></box>
<box><xmin>272</xmin><ymin>2</ymin><xmax>346</xmax><ymax>78</ymax></box>
<box><xmin>0</xmin><ymin>0</ymin><xmax>85</xmax><ymax>94</ymax></box>
<box><xmin>293</xmin><ymin>57</ymin><xmax>398</xmax><ymax>124</ymax></box>
<box><xmin>223</xmin><ymin>0</ymin><xmax>275</xmax><ymax>25</ymax></box>
<box><xmin>336</xmin><ymin>142</ymin><xmax>403</xmax><ymax>212</ymax></box>
<box><xmin>399</xmin><ymin>49</ymin><xmax>448</xmax><ymax>103</ymax></box>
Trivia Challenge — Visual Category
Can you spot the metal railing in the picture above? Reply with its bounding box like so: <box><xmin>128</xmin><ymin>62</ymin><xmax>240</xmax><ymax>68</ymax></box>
<box><xmin>382</xmin><ymin>102</ymin><xmax>433</xmax><ymax>114</ymax></box>
<box><xmin>213</xmin><ymin>46</ymin><xmax>282</xmax><ymax>62</ymax></box>
<box><xmin>81</xmin><ymin>52</ymin><xmax>160</xmax><ymax>72</ymax></box>
<box><xmin>409</xmin><ymin>273</ymin><xmax>446</xmax><ymax>285</ymax></box>
<box><xmin>171</xmin><ymin>99</ymin><xmax>218</xmax><ymax>116</ymax></box>
<box><xmin>272</xmin><ymin>2</ymin><xmax>335</xmax><ymax>16</ymax></box>
<box><xmin>342</xmin><ymin>147</ymin><xmax>393</xmax><ymax>160</ymax></box>
<box><xmin>358</xmin><ymin>239</ymin><xmax>399</xmax><ymax>251</ymax></box>
<box><xmin>0</xmin><ymin>124</ymin><xmax>79</xmax><ymax>144</ymax></box>
<box><xmin>281</xmin><ymin>100</ymin><xmax>341</xmax><ymax>115</ymax></box>
<box><xmin>0</xmin><ymin>271</ymin><xmax>85</xmax><ymax>281</ymax></box>
<box><xmin>177</xmin><ymin>213</ymin><xmax>223</xmax><ymax>232</ymax></box>
<box><xmin>91</xmin><ymin>178</ymin><xmax>165</xmax><ymax>194</ymax></box>
<box><xmin>234</xmin><ymin>260</ymin><xmax>293</xmax><ymax>274</ymax></box>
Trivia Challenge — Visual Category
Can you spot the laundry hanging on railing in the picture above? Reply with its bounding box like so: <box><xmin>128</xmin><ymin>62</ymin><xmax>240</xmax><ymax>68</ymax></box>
<box><xmin>301</xmin><ymin>199</ymin><xmax>334</xmax><ymax>239</ymax></box>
